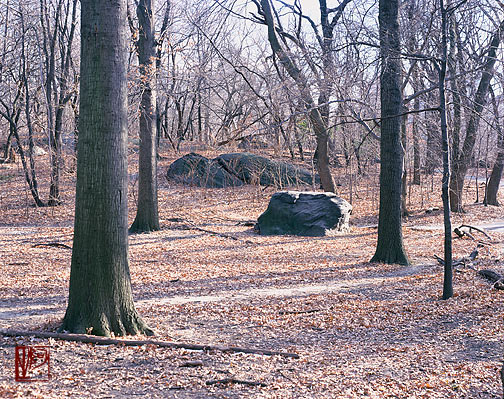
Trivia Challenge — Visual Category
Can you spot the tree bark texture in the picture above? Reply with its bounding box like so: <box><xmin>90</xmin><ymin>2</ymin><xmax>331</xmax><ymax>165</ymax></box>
<box><xmin>449</xmin><ymin>20</ymin><xmax>504</xmax><ymax>212</ymax></box>
<box><xmin>60</xmin><ymin>0</ymin><xmax>152</xmax><ymax>337</ymax></box>
<box><xmin>370</xmin><ymin>0</ymin><xmax>409</xmax><ymax>265</ymax></box>
<box><xmin>130</xmin><ymin>0</ymin><xmax>160</xmax><ymax>233</ymax></box>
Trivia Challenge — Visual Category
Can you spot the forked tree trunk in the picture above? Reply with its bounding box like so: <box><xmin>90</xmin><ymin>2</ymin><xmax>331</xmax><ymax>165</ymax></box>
<box><xmin>130</xmin><ymin>0</ymin><xmax>160</xmax><ymax>233</ymax></box>
<box><xmin>449</xmin><ymin>20</ymin><xmax>504</xmax><ymax>212</ymax></box>
<box><xmin>370</xmin><ymin>0</ymin><xmax>409</xmax><ymax>266</ymax></box>
<box><xmin>60</xmin><ymin>0</ymin><xmax>152</xmax><ymax>337</ymax></box>
<box><xmin>258</xmin><ymin>0</ymin><xmax>336</xmax><ymax>193</ymax></box>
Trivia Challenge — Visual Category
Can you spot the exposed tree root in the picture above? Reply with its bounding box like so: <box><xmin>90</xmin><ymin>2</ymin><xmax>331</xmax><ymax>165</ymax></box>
<box><xmin>167</xmin><ymin>217</ymin><xmax>254</xmax><ymax>245</ymax></box>
<box><xmin>0</xmin><ymin>329</ymin><xmax>299</xmax><ymax>359</ymax></box>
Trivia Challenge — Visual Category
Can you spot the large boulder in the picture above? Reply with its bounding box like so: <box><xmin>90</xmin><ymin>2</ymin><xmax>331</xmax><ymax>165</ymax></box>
<box><xmin>256</xmin><ymin>191</ymin><xmax>352</xmax><ymax>236</ymax></box>
<box><xmin>216</xmin><ymin>152</ymin><xmax>315</xmax><ymax>187</ymax></box>
<box><xmin>166</xmin><ymin>153</ymin><xmax>243</xmax><ymax>188</ymax></box>
<box><xmin>167</xmin><ymin>152</ymin><xmax>318</xmax><ymax>188</ymax></box>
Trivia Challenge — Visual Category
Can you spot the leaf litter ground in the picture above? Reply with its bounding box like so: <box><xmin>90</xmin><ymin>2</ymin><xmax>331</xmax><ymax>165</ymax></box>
<box><xmin>0</xmin><ymin>151</ymin><xmax>503</xmax><ymax>398</ymax></box>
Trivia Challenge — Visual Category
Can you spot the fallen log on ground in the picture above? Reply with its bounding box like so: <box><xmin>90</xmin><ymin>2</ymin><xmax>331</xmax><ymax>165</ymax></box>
<box><xmin>434</xmin><ymin>246</ymin><xmax>479</xmax><ymax>269</ymax></box>
<box><xmin>478</xmin><ymin>270</ymin><xmax>504</xmax><ymax>290</ymax></box>
<box><xmin>0</xmin><ymin>329</ymin><xmax>299</xmax><ymax>359</ymax></box>
<box><xmin>167</xmin><ymin>218</ymin><xmax>254</xmax><ymax>245</ymax></box>
<box><xmin>205</xmin><ymin>378</ymin><xmax>267</xmax><ymax>387</ymax></box>
<box><xmin>32</xmin><ymin>242</ymin><xmax>72</xmax><ymax>249</ymax></box>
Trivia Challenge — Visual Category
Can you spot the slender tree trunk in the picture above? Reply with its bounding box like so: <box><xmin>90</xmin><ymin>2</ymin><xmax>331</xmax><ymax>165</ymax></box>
<box><xmin>20</xmin><ymin>9</ymin><xmax>45</xmax><ymax>208</ymax></box>
<box><xmin>401</xmin><ymin>106</ymin><xmax>409</xmax><ymax>216</ymax></box>
<box><xmin>48</xmin><ymin>0</ymin><xmax>78</xmax><ymax>206</ymax></box>
<box><xmin>439</xmin><ymin>0</ymin><xmax>453</xmax><ymax>299</ymax></box>
<box><xmin>371</xmin><ymin>0</ymin><xmax>409</xmax><ymax>265</ymax></box>
<box><xmin>412</xmin><ymin>93</ymin><xmax>421</xmax><ymax>185</ymax></box>
<box><xmin>130</xmin><ymin>0</ymin><xmax>160</xmax><ymax>233</ymax></box>
<box><xmin>3</xmin><ymin>127</ymin><xmax>14</xmax><ymax>162</ymax></box>
<box><xmin>61</xmin><ymin>0</ymin><xmax>152</xmax><ymax>337</ymax></box>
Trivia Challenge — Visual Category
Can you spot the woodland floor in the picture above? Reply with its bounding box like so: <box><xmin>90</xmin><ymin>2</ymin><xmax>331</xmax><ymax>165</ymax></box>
<box><xmin>0</xmin><ymin>146</ymin><xmax>503</xmax><ymax>398</ymax></box>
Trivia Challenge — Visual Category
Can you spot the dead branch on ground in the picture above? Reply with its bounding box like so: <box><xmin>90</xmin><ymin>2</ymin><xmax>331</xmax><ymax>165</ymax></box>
<box><xmin>167</xmin><ymin>217</ymin><xmax>254</xmax><ymax>245</ymax></box>
<box><xmin>0</xmin><ymin>329</ymin><xmax>299</xmax><ymax>358</ymax></box>
<box><xmin>434</xmin><ymin>245</ymin><xmax>479</xmax><ymax>270</ymax></box>
<box><xmin>454</xmin><ymin>224</ymin><xmax>492</xmax><ymax>241</ymax></box>
<box><xmin>32</xmin><ymin>242</ymin><xmax>72</xmax><ymax>249</ymax></box>
<box><xmin>205</xmin><ymin>378</ymin><xmax>267</xmax><ymax>387</ymax></box>
<box><xmin>478</xmin><ymin>269</ymin><xmax>504</xmax><ymax>290</ymax></box>
<box><xmin>279</xmin><ymin>309</ymin><xmax>322</xmax><ymax>315</ymax></box>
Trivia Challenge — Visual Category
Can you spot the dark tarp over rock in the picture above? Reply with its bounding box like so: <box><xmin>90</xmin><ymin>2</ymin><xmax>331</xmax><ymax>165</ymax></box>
<box><xmin>256</xmin><ymin>191</ymin><xmax>352</xmax><ymax>236</ymax></box>
<box><xmin>166</xmin><ymin>152</ymin><xmax>317</xmax><ymax>188</ymax></box>
<box><xmin>166</xmin><ymin>153</ymin><xmax>243</xmax><ymax>188</ymax></box>
<box><xmin>216</xmin><ymin>152</ymin><xmax>315</xmax><ymax>187</ymax></box>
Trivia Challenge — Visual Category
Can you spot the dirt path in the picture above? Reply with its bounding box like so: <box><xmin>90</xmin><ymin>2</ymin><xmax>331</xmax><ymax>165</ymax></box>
<box><xmin>0</xmin><ymin>264</ymin><xmax>428</xmax><ymax>330</ymax></box>
<box><xmin>410</xmin><ymin>220</ymin><xmax>504</xmax><ymax>232</ymax></box>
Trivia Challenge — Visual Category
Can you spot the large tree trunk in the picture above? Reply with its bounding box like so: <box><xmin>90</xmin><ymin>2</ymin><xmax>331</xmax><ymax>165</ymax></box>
<box><xmin>370</xmin><ymin>0</ymin><xmax>409</xmax><ymax>266</ymax></box>
<box><xmin>60</xmin><ymin>0</ymin><xmax>152</xmax><ymax>337</ymax></box>
<box><xmin>449</xmin><ymin>20</ymin><xmax>504</xmax><ymax>212</ymax></box>
<box><xmin>130</xmin><ymin>0</ymin><xmax>160</xmax><ymax>233</ymax></box>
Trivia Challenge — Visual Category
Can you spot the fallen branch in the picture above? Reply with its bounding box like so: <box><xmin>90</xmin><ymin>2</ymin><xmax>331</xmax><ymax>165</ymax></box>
<box><xmin>32</xmin><ymin>242</ymin><xmax>72</xmax><ymax>249</ymax></box>
<box><xmin>0</xmin><ymin>329</ymin><xmax>299</xmax><ymax>359</ymax></box>
<box><xmin>279</xmin><ymin>309</ymin><xmax>321</xmax><ymax>315</ymax></box>
<box><xmin>454</xmin><ymin>224</ymin><xmax>492</xmax><ymax>241</ymax></box>
<box><xmin>478</xmin><ymin>270</ymin><xmax>504</xmax><ymax>290</ymax></box>
<box><xmin>434</xmin><ymin>246</ymin><xmax>478</xmax><ymax>269</ymax></box>
<box><xmin>168</xmin><ymin>218</ymin><xmax>254</xmax><ymax>245</ymax></box>
<box><xmin>454</xmin><ymin>227</ymin><xmax>475</xmax><ymax>240</ymax></box>
<box><xmin>205</xmin><ymin>378</ymin><xmax>267</xmax><ymax>387</ymax></box>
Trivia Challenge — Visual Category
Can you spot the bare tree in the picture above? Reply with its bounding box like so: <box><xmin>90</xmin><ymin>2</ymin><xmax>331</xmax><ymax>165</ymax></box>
<box><xmin>38</xmin><ymin>0</ymin><xmax>79</xmax><ymax>206</ymax></box>
<box><xmin>249</xmin><ymin>0</ymin><xmax>355</xmax><ymax>193</ymax></box>
<box><xmin>449</xmin><ymin>18</ymin><xmax>504</xmax><ymax>211</ymax></box>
